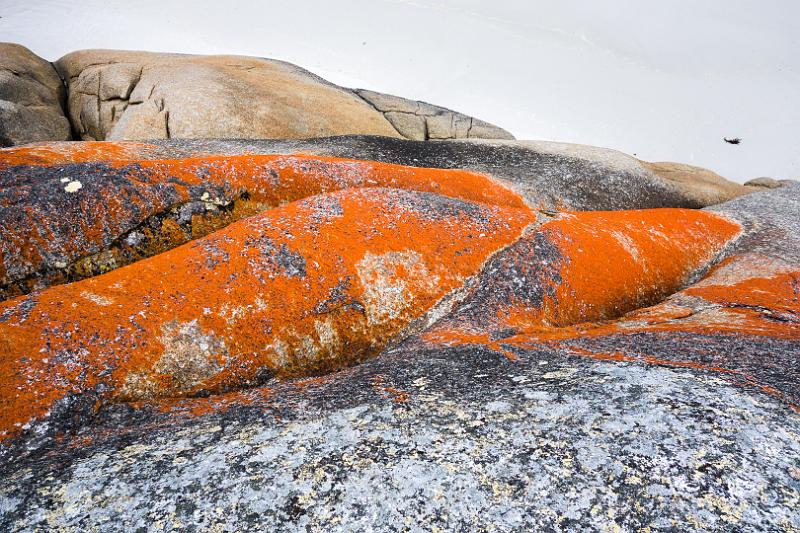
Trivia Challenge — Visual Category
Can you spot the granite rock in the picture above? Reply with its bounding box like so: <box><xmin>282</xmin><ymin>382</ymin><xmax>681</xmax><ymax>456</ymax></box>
<box><xmin>52</xmin><ymin>49</ymin><xmax>513</xmax><ymax>143</ymax></box>
<box><xmin>0</xmin><ymin>137</ymin><xmax>750</xmax><ymax>298</ymax></box>
<box><xmin>0</xmin><ymin>140</ymin><xmax>795</xmax><ymax>532</ymax></box>
<box><xmin>0</xmin><ymin>43</ymin><xmax>71</xmax><ymax>146</ymax></box>
<box><xmin>0</xmin><ymin>185</ymin><xmax>797</xmax><ymax>532</ymax></box>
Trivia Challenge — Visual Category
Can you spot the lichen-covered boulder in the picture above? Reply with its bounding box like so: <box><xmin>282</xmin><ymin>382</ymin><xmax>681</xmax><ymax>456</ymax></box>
<box><xmin>1</xmin><ymin>183</ymin><xmax>797</xmax><ymax>531</ymax></box>
<box><xmin>5</xmin><ymin>136</ymin><xmax>745</xmax><ymax>209</ymax></box>
<box><xmin>0</xmin><ymin>138</ymin><xmax>795</xmax><ymax>531</ymax></box>
<box><xmin>0</xmin><ymin>137</ymin><xmax>754</xmax><ymax>300</ymax></box>
<box><xmin>53</xmin><ymin>49</ymin><xmax>513</xmax><ymax>143</ymax></box>
<box><xmin>0</xmin><ymin>43</ymin><xmax>71</xmax><ymax>146</ymax></box>
<box><xmin>0</xmin><ymin>149</ymin><xmax>524</xmax><ymax>299</ymax></box>
<box><xmin>0</xmin><ymin>187</ymin><xmax>533</xmax><ymax>440</ymax></box>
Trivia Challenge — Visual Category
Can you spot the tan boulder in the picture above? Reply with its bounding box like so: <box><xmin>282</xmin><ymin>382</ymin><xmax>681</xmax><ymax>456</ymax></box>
<box><xmin>55</xmin><ymin>50</ymin><xmax>400</xmax><ymax>141</ymax></box>
<box><xmin>55</xmin><ymin>49</ymin><xmax>514</xmax><ymax>142</ymax></box>
<box><xmin>744</xmin><ymin>177</ymin><xmax>782</xmax><ymax>189</ymax></box>
<box><xmin>641</xmin><ymin>161</ymin><xmax>754</xmax><ymax>206</ymax></box>
<box><xmin>0</xmin><ymin>43</ymin><xmax>71</xmax><ymax>146</ymax></box>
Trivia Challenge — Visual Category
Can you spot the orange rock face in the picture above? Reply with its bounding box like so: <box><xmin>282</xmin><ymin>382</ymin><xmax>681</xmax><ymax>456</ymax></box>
<box><xmin>0</xmin><ymin>141</ymin><xmax>157</xmax><ymax>168</ymax></box>
<box><xmin>420</xmin><ymin>209</ymin><xmax>800</xmax><ymax>409</ymax></box>
<box><xmin>0</xmin><ymin>187</ymin><xmax>534</xmax><ymax>440</ymax></box>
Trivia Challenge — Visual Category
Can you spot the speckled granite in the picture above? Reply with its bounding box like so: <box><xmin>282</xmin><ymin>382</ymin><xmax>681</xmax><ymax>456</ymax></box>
<box><xmin>1</xmin><ymin>345</ymin><xmax>798</xmax><ymax>531</ymax></box>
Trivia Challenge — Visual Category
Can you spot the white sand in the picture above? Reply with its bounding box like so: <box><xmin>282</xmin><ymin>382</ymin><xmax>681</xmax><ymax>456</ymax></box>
<box><xmin>1</xmin><ymin>0</ymin><xmax>798</xmax><ymax>183</ymax></box>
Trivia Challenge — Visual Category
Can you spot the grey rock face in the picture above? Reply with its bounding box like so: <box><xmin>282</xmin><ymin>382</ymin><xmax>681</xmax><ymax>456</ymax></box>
<box><xmin>0</xmin><ymin>43</ymin><xmax>71</xmax><ymax>146</ymax></box>
<box><xmin>355</xmin><ymin>89</ymin><xmax>514</xmax><ymax>141</ymax></box>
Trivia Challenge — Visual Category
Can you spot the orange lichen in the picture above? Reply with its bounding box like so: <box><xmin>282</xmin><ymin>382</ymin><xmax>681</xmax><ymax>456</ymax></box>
<box><xmin>1</xmin><ymin>150</ymin><xmax>528</xmax><ymax>297</ymax></box>
<box><xmin>421</xmin><ymin>330</ymin><xmax>520</xmax><ymax>361</ymax></box>
<box><xmin>151</xmin><ymin>386</ymin><xmax>275</xmax><ymax>419</ymax></box>
<box><xmin>426</xmin><ymin>208</ymin><xmax>741</xmax><ymax>341</ymax></box>
<box><xmin>371</xmin><ymin>375</ymin><xmax>409</xmax><ymax>403</ymax></box>
<box><xmin>0</xmin><ymin>141</ymin><xmax>158</xmax><ymax>168</ymax></box>
<box><xmin>116</xmin><ymin>154</ymin><xmax>528</xmax><ymax>209</ymax></box>
<box><xmin>510</xmin><ymin>209</ymin><xmax>741</xmax><ymax>328</ymax></box>
<box><xmin>0</xmin><ymin>187</ymin><xmax>534</xmax><ymax>441</ymax></box>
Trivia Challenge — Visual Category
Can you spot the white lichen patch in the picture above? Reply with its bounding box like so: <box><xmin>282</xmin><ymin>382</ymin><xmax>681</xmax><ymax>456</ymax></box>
<box><xmin>356</xmin><ymin>250</ymin><xmax>439</xmax><ymax>326</ymax></box>
<box><xmin>610</xmin><ymin>230</ymin><xmax>640</xmax><ymax>261</ymax></box>
<box><xmin>80</xmin><ymin>291</ymin><xmax>114</xmax><ymax>306</ymax></box>
<box><xmin>64</xmin><ymin>180</ymin><xmax>83</xmax><ymax>193</ymax></box>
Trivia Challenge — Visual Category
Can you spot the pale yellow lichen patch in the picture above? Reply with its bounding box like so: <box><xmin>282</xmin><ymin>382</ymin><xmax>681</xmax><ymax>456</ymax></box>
<box><xmin>269</xmin><ymin>338</ymin><xmax>291</xmax><ymax>368</ymax></box>
<box><xmin>64</xmin><ymin>180</ymin><xmax>82</xmax><ymax>193</ymax></box>
<box><xmin>269</xmin><ymin>318</ymin><xmax>345</xmax><ymax>370</ymax></box>
<box><xmin>81</xmin><ymin>291</ymin><xmax>114</xmax><ymax>306</ymax></box>
<box><xmin>356</xmin><ymin>250</ymin><xmax>439</xmax><ymax>326</ymax></box>
<box><xmin>314</xmin><ymin>318</ymin><xmax>341</xmax><ymax>355</ymax></box>
<box><xmin>119</xmin><ymin>320</ymin><xmax>230</xmax><ymax>399</ymax></box>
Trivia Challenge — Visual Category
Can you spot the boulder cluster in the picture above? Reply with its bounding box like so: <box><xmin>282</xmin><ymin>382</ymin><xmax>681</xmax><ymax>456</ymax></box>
<box><xmin>0</xmin><ymin>43</ymin><xmax>798</xmax><ymax>532</ymax></box>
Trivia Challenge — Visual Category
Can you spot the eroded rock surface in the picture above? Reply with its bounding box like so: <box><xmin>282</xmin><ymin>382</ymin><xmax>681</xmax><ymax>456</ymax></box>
<box><xmin>0</xmin><ymin>43</ymin><xmax>71</xmax><ymax>146</ymax></box>
<box><xmin>0</xmin><ymin>140</ymin><xmax>796</xmax><ymax>531</ymax></box>
<box><xmin>354</xmin><ymin>89</ymin><xmax>514</xmax><ymax>141</ymax></box>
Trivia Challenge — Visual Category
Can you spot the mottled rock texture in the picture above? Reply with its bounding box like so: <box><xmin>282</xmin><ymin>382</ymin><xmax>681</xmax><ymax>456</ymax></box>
<box><xmin>0</xmin><ymin>137</ymin><xmax>756</xmax><ymax>300</ymax></box>
<box><xmin>51</xmin><ymin>49</ymin><xmax>513</xmax><ymax>143</ymax></box>
<box><xmin>0</xmin><ymin>139</ymin><xmax>796</xmax><ymax>532</ymax></box>
<box><xmin>0</xmin><ymin>43</ymin><xmax>71</xmax><ymax>146</ymax></box>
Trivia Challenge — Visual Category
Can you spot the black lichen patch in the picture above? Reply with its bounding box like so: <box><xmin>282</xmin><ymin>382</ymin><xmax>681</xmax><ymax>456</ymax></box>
<box><xmin>436</xmin><ymin>228</ymin><xmax>565</xmax><ymax>332</ymax></box>
<box><xmin>243</xmin><ymin>234</ymin><xmax>307</xmax><ymax>279</ymax></box>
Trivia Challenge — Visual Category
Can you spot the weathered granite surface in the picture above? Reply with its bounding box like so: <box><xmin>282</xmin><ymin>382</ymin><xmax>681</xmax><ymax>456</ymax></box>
<box><xmin>0</xmin><ymin>133</ymin><xmax>797</xmax><ymax>533</ymax></box>
<box><xmin>52</xmin><ymin>49</ymin><xmax>513</xmax><ymax>143</ymax></box>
